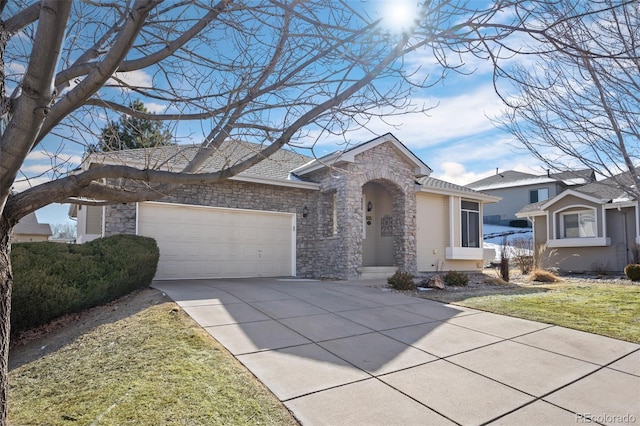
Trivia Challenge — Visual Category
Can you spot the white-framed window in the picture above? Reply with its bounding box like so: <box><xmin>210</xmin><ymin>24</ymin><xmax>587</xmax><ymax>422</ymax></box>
<box><xmin>530</xmin><ymin>187</ymin><xmax>549</xmax><ymax>203</ymax></box>
<box><xmin>461</xmin><ymin>200</ymin><xmax>480</xmax><ymax>248</ymax></box>
<box><xmin>561</xmin><ymin>210</ymin><xmax>596</xmax><ymax>238</ymax></box>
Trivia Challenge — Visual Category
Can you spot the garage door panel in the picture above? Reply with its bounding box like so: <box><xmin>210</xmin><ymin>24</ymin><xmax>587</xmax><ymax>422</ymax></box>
<box><xmin>138</xmin><ymin>203</ymin><xmax>294</xmax><ymax>279</ymax></box>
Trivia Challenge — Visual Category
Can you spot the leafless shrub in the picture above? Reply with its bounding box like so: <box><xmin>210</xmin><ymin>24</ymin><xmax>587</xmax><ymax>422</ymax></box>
<box><xmin>511</xmin><ymin>237</ymin><xmax>534</xmax><ymax>274</ymax></box>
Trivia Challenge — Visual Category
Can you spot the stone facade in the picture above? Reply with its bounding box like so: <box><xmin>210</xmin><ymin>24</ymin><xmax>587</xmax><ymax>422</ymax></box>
<box><xmin>103</xmin><ymin>139</ymin><xmax>425</xmax><ymax>279</ymax></box>
<box><xmin>304</xmin><ymin>142</ymin><xmax>419</xmax><ymax>279</ymax></box>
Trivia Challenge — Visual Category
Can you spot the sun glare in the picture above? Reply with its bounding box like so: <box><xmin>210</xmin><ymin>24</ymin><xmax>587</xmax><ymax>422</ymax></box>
<box><xmin>380</xmin><ymin>1</ymin><xmax>419</xmax><ymax>33</ymax></box>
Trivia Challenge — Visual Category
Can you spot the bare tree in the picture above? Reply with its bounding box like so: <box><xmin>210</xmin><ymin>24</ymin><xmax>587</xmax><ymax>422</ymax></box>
<box><xmin>0</xmin><ymin>0</ymin><xmax>630</xmax><ymax>421</ymax></box>
<box><xmin>50</xmin><ymin>223</ymin><xmax>76</xmax><ymax>240</ymax></box>
<box><xmin>496</xmin><ymin>0</ymin><xmax>640</xmax><ymax>198</ymax></box>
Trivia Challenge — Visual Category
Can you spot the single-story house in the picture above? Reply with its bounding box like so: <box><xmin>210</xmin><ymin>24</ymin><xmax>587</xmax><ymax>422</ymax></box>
<box><xmin>12</xmin><ymin>212</ymin><xmax>52</xmax><ymax>243</ymax></box>
<box><xmin>516</xmin><ymin>171</ymin><xmax>639</xmax><ymax>273</ymax></box>
<box><xmin>467</xmin><ymin>169</ymin><xmax>595</xmax><ymax>226</ymax></box>
<box><xmin>73</xmin><ymin>133</ymin><xmax>499</xmax><ymax>280</ymax></box>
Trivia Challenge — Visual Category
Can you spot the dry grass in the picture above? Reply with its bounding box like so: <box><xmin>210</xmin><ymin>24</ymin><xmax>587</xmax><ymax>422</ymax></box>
<box><xmin>9</xmin><ymin>293</ymin><xmax>297</xmax><ymax>426</ymax></box>
<box><xmin>529</xmin><ymin>268</ymin><xmax>560</xmax><ymax>283</ymax></box>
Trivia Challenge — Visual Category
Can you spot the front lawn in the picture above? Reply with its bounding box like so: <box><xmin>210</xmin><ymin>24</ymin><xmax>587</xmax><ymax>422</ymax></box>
<box><xmin>425</xmin><ymin>281</ymin><xmax>640</xmax><ymax>343</ymax></box>
<box><xmin>9</xmin><ymin>289</ymin><xmax>297</xmax><ymax>426</ymax></box>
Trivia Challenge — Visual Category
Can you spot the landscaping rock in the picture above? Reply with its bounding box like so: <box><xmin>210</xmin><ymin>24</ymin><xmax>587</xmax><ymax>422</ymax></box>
<box><xmin>425</xmin><ymin>275</ymin><xmax>444</xmax><ymax>290</ymax></box>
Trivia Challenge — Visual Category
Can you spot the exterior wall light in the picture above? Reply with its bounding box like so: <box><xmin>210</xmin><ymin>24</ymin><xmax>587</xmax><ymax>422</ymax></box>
<box><xmin>302</xmin><ymin>206</ymin><xmax>308</xmax><ymax>218</ymax></box>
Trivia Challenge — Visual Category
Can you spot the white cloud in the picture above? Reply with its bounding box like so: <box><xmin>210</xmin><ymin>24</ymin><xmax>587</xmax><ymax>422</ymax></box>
<box><xmin>110</xmin><ymin>69</ymin><xmax>153</xmax><ymax>90</ymax></box>
<box><xmin>12</xmin><ymin>176</ymin><xmax>51</xmax><ymax>192</ymax></box>
<box><xmin>145</xmin><ymin>102</ymin><xmax>169</xmax><ymax>114</ymax></box>
<box><xmin>433</xmin><ymin>162</ymin><xmax>494</xmax><ymax>185</ymax></box>
<box><xmin>20</xmin><ymin>164</ymin><xmax>55</xmax><ymax>174</ymax></box>
<box><xmin>25</xmin><ymin>150</ymin><xmax>83</xmax><ymax>165</ymax></box>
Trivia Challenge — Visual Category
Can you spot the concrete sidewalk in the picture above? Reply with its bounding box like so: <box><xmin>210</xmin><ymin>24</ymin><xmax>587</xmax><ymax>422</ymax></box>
<box><xmin>153</xmin><ymin>278</ymin><xmax>640</xmax><ymax>426</ymax></box>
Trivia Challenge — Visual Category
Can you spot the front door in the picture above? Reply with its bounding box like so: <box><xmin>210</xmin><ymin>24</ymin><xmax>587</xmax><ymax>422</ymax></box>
<box><xmin>362</xmin><ymin>182</ymin><xmax>394</xmax><ymax>266</ymax></box>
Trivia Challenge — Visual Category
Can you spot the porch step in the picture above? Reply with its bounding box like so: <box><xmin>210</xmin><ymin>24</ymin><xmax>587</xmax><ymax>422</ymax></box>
<box><xmin>360</xmin><ymin>266</ymin><xmax>397</xmax><ymax>280</ymax></box>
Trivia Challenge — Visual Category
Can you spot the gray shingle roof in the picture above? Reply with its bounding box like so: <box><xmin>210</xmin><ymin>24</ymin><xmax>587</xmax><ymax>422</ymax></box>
<box><xmin>417</xmin><ymin>176</ymin><xmax>498</xmax><ymax>200</ymax></box>
<box><xmin>550</xmin><ymin>169</ymin><xmax>596</xmax><ymax>185</ymax></box>
<box><xmin>574</xmin><ymin>173</ymin><xmax>633</xmax><ymax>201</ymax></box>
<box><xmin>466</xmin><ymin>170</ymin><xmax>538</xmax><ymax>189</ymax></box>
<box><xmin>467</xmin><ymin>169</ymin><xmax>595</xmax><ymax>191</ymax></box>
<box><xmin>90</xmin><ymin>141</ymin><xmax>313</xmax><ymax>180</ymax></box>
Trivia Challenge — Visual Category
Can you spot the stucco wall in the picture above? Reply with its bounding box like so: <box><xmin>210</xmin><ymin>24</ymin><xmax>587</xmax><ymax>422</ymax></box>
<box><xmin>535</xmin><ymin>206</ymin><xmax>637</xmax><ymax>273</ymax></box>
<box><xmin>416</xmin><ymin>192</ymin><xmax>447</xmax><ymax>271</ymax></box>
<box><xmin>545</xmin><ymin>195</ymin><xmax>604</xmax><ymax>239</ymax></box>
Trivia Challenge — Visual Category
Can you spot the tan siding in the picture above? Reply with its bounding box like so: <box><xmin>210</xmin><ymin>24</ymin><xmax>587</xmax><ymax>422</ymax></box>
<box><xmin>545</xmin><ymin>195</ymin><xmax>603</xmax><ymax>239</ymax></box>
<box><xmin>416</xmin><ymin>193</ymin><xmax>447</xmax><ymax>271</ymax></box>
<box><xmin>86</xmin><ymin>206</ymin><xmax>103</xmax><ymax>235</ymax></box>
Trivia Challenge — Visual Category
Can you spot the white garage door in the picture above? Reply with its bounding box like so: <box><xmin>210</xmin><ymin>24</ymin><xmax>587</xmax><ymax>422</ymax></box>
<box><xmin>137</xmin><ymin>202</ymin><xmax>295</xmax><ymax>280</ymax></box>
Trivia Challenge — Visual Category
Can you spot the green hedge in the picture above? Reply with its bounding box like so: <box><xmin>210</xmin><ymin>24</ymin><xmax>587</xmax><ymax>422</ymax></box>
<box><xmin>10</xmin><ymin>234</ymin><xmax>159</xmax><ymax>334</ymax></box>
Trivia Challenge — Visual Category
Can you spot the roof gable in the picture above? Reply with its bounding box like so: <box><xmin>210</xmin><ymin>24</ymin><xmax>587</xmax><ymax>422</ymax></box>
<box><xmin>291</xmin><ymin>133</ymin><xmax>432</xmax><ymax>177</ymax></box>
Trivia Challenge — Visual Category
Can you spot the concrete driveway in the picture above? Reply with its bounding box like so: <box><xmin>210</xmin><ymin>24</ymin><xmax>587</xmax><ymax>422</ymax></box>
<box><xmin>153</xmin><ymin>278</ymin><xmax>640</xmax><ymax>426</ymax></box>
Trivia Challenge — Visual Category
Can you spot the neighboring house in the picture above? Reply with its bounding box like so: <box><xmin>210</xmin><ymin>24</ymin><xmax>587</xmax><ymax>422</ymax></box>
<box><xmin>73</xmin><ymin>133</ymin><xmax>499</xmax><ymax>280</ymax></box>
<box><xmin>516</xmin><ymin>172</ymin><xmax>639</xmax><ymax>273</ymax></box>
<box><xmin>13</xmin><ymin>212</ymin><xmax>52</xmax><ymax>242</ymax></box>
<box><xmin>467</xmin><ymin>169</ymin><xmax>595</xmax><ymax>226</ymax></box>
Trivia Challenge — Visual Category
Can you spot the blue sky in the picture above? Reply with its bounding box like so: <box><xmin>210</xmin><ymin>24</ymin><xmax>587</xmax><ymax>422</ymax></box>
<box><xmin>26</xmin><ymin>1</ymin><xmax>548</xmax><ymax>226</ymax></box>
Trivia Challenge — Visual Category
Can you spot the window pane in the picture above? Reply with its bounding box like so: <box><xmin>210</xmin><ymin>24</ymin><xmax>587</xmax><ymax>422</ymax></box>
<box><xmin>461</xmin><ymin>211</ymin><xmax>480</xmax><ymax>248</ymax></box>
<box><xmin>564</xmin><ymin>214</ymin><xmax>579</xmax><ymax>238</ymax></box>
<box><xmin>468</xmin><ymin>211</ymin><xmax>479</xmax><ymax>247</ymax></box>
<box><xmin>579</xmin><ymin>213</ymin><xmax>596</xmax><ymax>237</ymax></box>
<box><xmin>530</xmin><ymin>190</ymin><xmax>538</xmax><ymax>203</ymax></box>
<box><xmin>461</xmin><ymin>201</ymin><xmax>479</xmax><ymax>211</ymax></box>
<box><xmin>538</xmin><ymin>188</ymin><xmax>549</xmax><ymax>201</ymax></box>
<box><xmin>462</xmin><ymin>211</ymin><xmax>469</xmax><ymax>247</ymax></box>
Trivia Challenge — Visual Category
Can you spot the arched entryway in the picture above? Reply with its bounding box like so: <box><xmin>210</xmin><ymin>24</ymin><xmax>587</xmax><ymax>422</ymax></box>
<box><xmin>362</xmin><ymin>180</ymin><xmax>404</xmax><ymax>267</ymax></box>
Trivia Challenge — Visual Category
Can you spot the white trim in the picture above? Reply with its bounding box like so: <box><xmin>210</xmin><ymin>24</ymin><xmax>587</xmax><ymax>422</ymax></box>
<box><xmin>546</xmin><ymin>211</ymin><xmax>550</xmax><ymax>242</ymax></box>
<box><xmin>135</xmin><ymin>202</ymin><xmax>140</xmax><ymax>235</ymax></box>
<box><xmin>449</xmin><ymin>196</ymin><xmax>455</xmax><ymax>248</ymax></box>
<box><xmin>291</xmin><ymin>214</ymin><xmax>297</xmax><ymax>275</ymax></box>
<box><xmin>470</xmin><ymin>176</ymin><xmax>557</xmax><ymax>191</ymax></box>
<box><xmin>461</xmin><ymin>198</ymin><xmax>481</xmax><ymax>248</ymax></box>
<box><xmin>559</xmin><ymin>208</ymin><xmax>597</xmax><ymax>239</ymax></box>
<box><xmin>101</xmin><ymin>205</ymin><xmax>106</xmax><ymax>237</ymax></box>
<box><xmin>540</xmin><ymin>189</ymin><xmax>605</xmax><ymax>210</ymax></box>
<box><xmin>547</xmin><ymin>237</ymin><xmax>610</xmax><ymax>248</ymax></box>
<box><xmin>291</xmin><ymin>133</ymin><xmax>432</xmax><ymax>177</ymax></box>
<box><xmin>602</xmin><ymin>205</ymin><xmax>607</xmax><ymax>241</ymax></box>
<box><xmin>445</xmin><ymin>247</ymin><xmax>484</xmax><ymax>260</ymax></box>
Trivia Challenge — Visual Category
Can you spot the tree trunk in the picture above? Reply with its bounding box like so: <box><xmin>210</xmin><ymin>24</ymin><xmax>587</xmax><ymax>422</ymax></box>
<box><xmin>0</xmin><ymin>215</ymin><xmax>12</xmax><ymax>426</ymax></box>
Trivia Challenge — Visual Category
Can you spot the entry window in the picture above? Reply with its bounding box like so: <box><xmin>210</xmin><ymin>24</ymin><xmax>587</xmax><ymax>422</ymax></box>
<box><xmin>562</xmin><ymin>210</ymin><xmax>596</xmax><ymax>238</ymax></box>
<box><xmin>461</xmin><ymin>200</ymin><xmax>480</xmax><ymax>248</ymax></box>
<box><xmin>530</xmin><ymin>188</ymin><xmax>549</xmax><ymax>203</ymax></box>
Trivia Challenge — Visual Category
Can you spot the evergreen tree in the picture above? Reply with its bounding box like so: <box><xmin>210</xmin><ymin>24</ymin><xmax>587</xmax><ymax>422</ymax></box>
<box><xmin>92</xmin><ymin>100</ymin><xmax>174</xmax><ymax>152</ymax></box>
